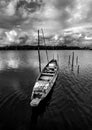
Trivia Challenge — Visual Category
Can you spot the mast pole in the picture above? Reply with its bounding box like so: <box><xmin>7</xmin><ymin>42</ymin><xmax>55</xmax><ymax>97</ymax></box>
<box><xmin>38</xmin><ymin>30</ymin><xmax>41</xmax><ymax>73</ymax></box>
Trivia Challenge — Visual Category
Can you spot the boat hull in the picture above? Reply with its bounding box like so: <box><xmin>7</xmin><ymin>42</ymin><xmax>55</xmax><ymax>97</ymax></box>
<box><xmin>30</xmin><ymin>59</ymin><xmax>58</xmax><ymax>107</ymax></box>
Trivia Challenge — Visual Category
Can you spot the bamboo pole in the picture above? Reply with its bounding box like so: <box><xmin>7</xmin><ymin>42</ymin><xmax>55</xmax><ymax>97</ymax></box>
<box><xmin>53</xmin><ymin>53</ymin><xmax>54</xmax><ymax>60</ymax></box>
<box><xmin>57</xmin><ymin>54</ymin><xmax>59</xmax><ymax>66</ymax></box>
<box><xmin>68</xmin><ymin>55</ymin><xmax>71</xmax><ymax>65</ymax></box>
<box><xmin>77</xmin><ymin>65</ymin><xmax>80</xmax><ymax>74</ymax></box>
<box><xmin>38</xmin><ymin>30</ymin><xmax>41</xmax><ymax>73</ymax></box>
<box><xmin>71</xmin><ymin>52</ymin><xmax>74</xmax><ymax>71</ymax></box>
<box><xmin>76</xmin><ymin>56</ymin><xmax>78</xmax><ymax>66</ymax></box>
<box><xmin>41</xmin><ymin>28</ymin><xmax>49</xmax><ymax>63</ymax></box>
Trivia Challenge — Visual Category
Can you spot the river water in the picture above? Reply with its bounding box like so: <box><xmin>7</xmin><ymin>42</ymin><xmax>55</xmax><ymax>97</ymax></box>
<box><xmin>0</xmin><ymin>50</ymin><xmax>92</xmax><ymax>130</ymax></box>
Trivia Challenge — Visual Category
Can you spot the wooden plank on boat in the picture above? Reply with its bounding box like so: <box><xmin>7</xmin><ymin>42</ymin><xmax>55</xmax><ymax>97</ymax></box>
<box><xmin>41</xmin><ymin>73</ymin><xmax>54</xmax><ymax>76</ymax></box>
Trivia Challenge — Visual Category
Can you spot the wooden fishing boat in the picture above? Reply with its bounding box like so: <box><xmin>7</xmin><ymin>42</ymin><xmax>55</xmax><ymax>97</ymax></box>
<box><xmin>30</xmin><ymin>59</ymin><xmax>58</xmax><ymax>107</ymax></box>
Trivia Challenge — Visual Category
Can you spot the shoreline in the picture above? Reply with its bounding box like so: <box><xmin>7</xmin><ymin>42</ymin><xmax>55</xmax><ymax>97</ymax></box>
<box><xmin>0</xmin><ymin>45</ymin><xmax>91</xmax><ymax>50</ymax></box>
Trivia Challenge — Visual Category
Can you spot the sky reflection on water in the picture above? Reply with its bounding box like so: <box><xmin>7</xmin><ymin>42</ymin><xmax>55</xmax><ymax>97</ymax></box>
<box><xmin>0</xmin><ymin>51</ymin><xmax>39</xmax><ymax>71</ymax></box>
<box><xmin>0</xmin><ymin>50</ymin><xmax>92</xmax><ymax>72</ymax></box>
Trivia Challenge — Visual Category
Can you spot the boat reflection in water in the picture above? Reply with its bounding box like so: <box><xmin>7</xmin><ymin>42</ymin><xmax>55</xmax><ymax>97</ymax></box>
<box><xmin>0</xmin><ymin>50</ymin><xmax>92</xmax><ymax>130</ymax></box>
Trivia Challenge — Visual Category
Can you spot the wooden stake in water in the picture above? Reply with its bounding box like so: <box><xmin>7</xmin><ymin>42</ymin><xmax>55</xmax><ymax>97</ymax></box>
<box><xmin>71</xmin><ymin>52</ymin><xmax>74</xmax><ymax>71</ymax></box>
<box><xmin>53</xmin><ymin>53</ymin><xmax>54</xmax><ymax>60</ymax></box>
<box><xmin>57</xmin><ymin>54</ymin><xmax>59</xmax><ymax>66</ymax></box>
<box><xmin>68</xmin><ymin>55</ymin><xmax>71</xmax><ymax>65</ymax></box>
<box><xmin>38</xmin><ymin>30</ymin><xmax>41</xmax><ymax>73</ymax></box>
<box><xmin>76</xmin><ymin>56</ymin><xmax>78</xmax><ymax>66</ymax></box>
<box><xmin>77</xmin><ymin>65</ymin><xmax>80</xmax><ymax>74</ymax></box>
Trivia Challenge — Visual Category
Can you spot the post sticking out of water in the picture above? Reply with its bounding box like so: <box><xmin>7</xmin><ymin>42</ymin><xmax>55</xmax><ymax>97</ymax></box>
<box><xmin>77</xmin><ymin>65</ymin><xmax>80</xmax><ymax>74</ymax></box>
<box><xmin>53</xmin><ymin>53</ymin><xmax>54</xmax><ymax>60</ymax></box>
<box><xmin>38</xmin><ymin>30</ymin><xmax>41</xmax><ymax>73</ymax></box>
<box><xmin>76</xmin><ymin>56</ymin><xmax>78</xmax><ymax>66</ymax></box>
<box><xmin>57</xmin><ymin>54</ymin><xmax>59</xmax><ymax>66</ymax></box>
<box><xmin>68</xmin><ymin>55</ymin><xmax>71</xmax><ymax>65</ymax></box>
<box><xmin>71</xmin><ymin>52</ymin><xmax>74</xmax><ymax>71</ymax></box>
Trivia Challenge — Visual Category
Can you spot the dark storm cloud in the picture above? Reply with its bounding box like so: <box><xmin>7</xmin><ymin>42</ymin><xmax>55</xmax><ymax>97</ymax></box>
<box><xmin>0</xmin><ymin>0</ymin><xmax>92</xmax><ymax>34</ymax></box>
<box><xmin>54</xmin><ymin>0</ymin><xmax>75</xmax><ymax>9</ymax></box>
<box><xmin>0</xmin><ymin>0</ymin><xmax>76</xmax><ymax>31</ymax></box>
<box><xmin>0</xmin><ymin>14</ymin><xmax>24</xmax><ymax>29</ymax></box>
<box><xmin>0</xmin><ymin>0</ymin><xmax>42</xmax><ymax>29</ymax></box>
<box><xmin>33</xmin><ymin>0</ymin><xmax>77</xmax><ymax>32</ymax></box>
<box><xmin>51</xmin><ymin>0</ymin><xmax>92</xmax><ymax>30</ymax></box>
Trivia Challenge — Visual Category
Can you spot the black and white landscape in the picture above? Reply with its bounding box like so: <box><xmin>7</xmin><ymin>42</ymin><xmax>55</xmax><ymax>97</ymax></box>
<box><xmin>0</xmin><ymin>1</ymin><xmax>92</xmax><ymax>130</ymax></box>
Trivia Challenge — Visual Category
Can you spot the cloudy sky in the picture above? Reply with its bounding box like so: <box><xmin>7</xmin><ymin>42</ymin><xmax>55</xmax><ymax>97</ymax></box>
<box><xmin>0</xmin><ymin>0</ymin><xmax>92</xmax><ymax>35</ymax></box>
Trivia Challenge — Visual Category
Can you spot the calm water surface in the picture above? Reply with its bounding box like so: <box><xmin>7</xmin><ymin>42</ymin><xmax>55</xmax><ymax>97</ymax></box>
<box><xmin>0</xmin><ymin>50</ymin><xmax>92</xmax><ymax>130</ymax></box>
